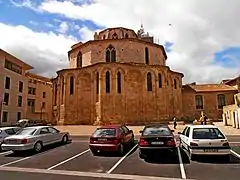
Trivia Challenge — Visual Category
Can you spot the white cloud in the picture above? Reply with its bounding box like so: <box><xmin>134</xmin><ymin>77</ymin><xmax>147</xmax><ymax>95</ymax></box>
<box><xmin>10</xmin><ymin>0</ymin><xmax>39</xmax><ymax>12</ymax></box>
<box><xmin>0</xmin><ymin>23</ymin><xmax>77</xmax><ymax>77</ymax></box>
<box><xmin>78</xmin><ymin>26</ymin><xmax>96</xmax><ymax>42</ymax></box>
<box><xmin>31</xmin><ymin>0</ymin><xmax>240</xmax><ymax>83</ymax></box>
<box><xmin>58</xmin><ymin>21</ymin><xmax>69</xmax><ymax>34</ymax></box>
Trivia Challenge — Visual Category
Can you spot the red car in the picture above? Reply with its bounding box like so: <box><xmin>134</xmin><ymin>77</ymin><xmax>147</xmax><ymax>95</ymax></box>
<box><xmin>89</xmin><ymin>124</ymin><xmax>134</xmax><ymax>155</ymax></box>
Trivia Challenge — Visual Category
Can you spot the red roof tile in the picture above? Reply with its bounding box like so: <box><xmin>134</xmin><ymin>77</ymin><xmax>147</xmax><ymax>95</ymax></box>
<box><xmin>188</xmin><ymin>84</ymin><xmax>237</xmax><ymax>92</ymax></box>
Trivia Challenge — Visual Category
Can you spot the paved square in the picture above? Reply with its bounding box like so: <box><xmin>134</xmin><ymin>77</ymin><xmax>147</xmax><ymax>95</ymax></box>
<box><xmin>0</xmin><ymin>135</ymin><xmax>239</xmax><ymax>180</ymax></box>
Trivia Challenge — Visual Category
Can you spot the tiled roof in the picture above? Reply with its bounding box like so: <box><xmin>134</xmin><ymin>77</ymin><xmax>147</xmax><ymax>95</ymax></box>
<box><xmin>188</xmin><ymin>84</ymin><xmax>237</xmax><ymax>92</ymax></box>
<box><xmin>26</xmin><ymin>72</ymin><xmax>51</xmax><ymax>82</ymax></box>
<box><xmin>224</xmin><ymin>75</ymin><xmax>240</xmax><ymax>85</ymax></box>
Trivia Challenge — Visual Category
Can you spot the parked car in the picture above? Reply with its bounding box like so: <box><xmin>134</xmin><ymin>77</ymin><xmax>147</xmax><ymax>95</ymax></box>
<box><xmin>0</xmin><ymin>127</ymin><xmax>21</xmax><ymax>151</ymax></box>
<box><xmin>178</xmin><ymin>125</ymin><xmax>231</xmax><ymax>161</ymax></box>
<box><xmin>16</xmin><ymin>119</ymin><xmax>48</xmax><ymax>128</ymax></box>
<box><xmin>89</xmin><ymin>124</ymin><xmax>134</xmax><ymax>155</ymax></box>
<box><xmin>1</xmin><ymin>126</ymin><xmax>70</xmax><ymax>153</ymax></box>
<box><xmin>138</xmin><ymin>124</ymin><xmax>176</xmax><ymax>159</ymax></box>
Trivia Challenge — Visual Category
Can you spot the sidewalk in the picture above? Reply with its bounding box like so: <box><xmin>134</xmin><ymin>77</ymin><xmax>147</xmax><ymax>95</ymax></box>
<box><xmin>55</xmin><ymin>122</ymin><xmax>240</xmax><ymax>136</ymax></box>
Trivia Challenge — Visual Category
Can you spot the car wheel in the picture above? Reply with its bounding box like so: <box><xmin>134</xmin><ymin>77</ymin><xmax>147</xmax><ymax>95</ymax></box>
<box><xmin>34</xmin><ymin>141</ymin><xmax>43</xmax><ymax>153</ymax></box>
<box><xmin>131</xmin><ymin>136</ymin><xmax>135</xmax><ymax>144</ymax></box>
<box><xmin>139</xmin><ymin>152</ymin><xmax>145</xmax><ymax>159</ymax></box>
<box><xmin>61</xmin><ymin>135</ymin><xmax>68</xmax><ymax>144</ymax></box>
<box><xmin>224</xmin><ymin>155</ymin><xmax>230</xmax><ymax>162</ymax></box>
<box><xmin>91</xmin><ymin>150</ymin><xmax>98</xmax><ymax>156</ymax></box>
<box><xmin>118</xmin><ymin>143</ymin><xmax>124</xmax><ymax>155</ymax></box>
<box><xmin>179</xmin><ymin>140</ymin><xmax>183</xmax><ymax>149</ymax></box>
<box><xmin>190</xmin><ymin>153</ymin><xmax>196</xmax><ymax>161</ymax></box>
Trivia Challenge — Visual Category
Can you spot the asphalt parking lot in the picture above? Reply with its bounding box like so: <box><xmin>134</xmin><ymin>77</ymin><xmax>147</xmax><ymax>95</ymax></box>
<box><xmin>0</xmin><ymin>135</ymin><xmax>239</xmax><ymax>180</ymax></box>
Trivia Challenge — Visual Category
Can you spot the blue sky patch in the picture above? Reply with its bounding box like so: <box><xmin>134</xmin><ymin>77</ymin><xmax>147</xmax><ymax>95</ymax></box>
<box><xmin>213</xmin><ymin>47</ymin><xmax>240</xmax><ymax>68</ymax></box>
<box><xmin>164</xmin><ymin>41</ymin><xmax>173</xmax><ymax>52</ymax></box>
<box><xmin>0</xmin><ymin>0</ymin><xmax>102</xmax><ymax>40</ymax></box>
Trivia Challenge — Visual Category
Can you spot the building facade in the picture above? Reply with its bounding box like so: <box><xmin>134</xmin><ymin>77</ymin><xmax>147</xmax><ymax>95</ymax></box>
<box><xmin>0</xmin><ymin>49</ymin><xmax>53</xmax><ymax>125</ymax></box>
<box><xmin>52</xmin><ymin>27</ymin><xmax>184</xmax><ymax>125</ymax></box>
<box><xmin>1</xmin><ymin>27</ymin><xmax>238</xmax><ymax>126</ymax></box>
<box><xmin>222</xmin><ymin>76</ymin><xmax>240</xmax><ymax>128</ymax></box>
<box><xmin>182</xmin><ymin>83</ymin><xmax>237</xmax><ymax>120</ymax></box>
<box><xmin>0</xmin><ymin>49</ymin><xmax>33</xmax><ymax>125</ymax></box>
<box><xmin>52</xmin><ymin>26</ymin><xmax>239</xmax><ymax>125</ymax></box>
<box><xmin>25</xmin><ymin>73</ymin><xmax>53</xmax><ymax>122</ymax></box>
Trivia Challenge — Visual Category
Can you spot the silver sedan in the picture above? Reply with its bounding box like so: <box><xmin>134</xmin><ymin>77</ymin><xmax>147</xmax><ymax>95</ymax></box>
<box><xmin>1</xmin><ymin>126</ymin><xmax>70</xmax><ymax>153</ymax></box>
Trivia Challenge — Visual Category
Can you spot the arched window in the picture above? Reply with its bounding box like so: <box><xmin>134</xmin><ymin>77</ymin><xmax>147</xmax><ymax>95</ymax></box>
<box><xmin>76</xmin><ymin>52</ymin><xmax>82</xmax><ymax>68</ymax></box>
<box><xmin>106</xmin><ymin>71</ymin><xmax>110</xmax><ymax>93</ymax></box>
<box><xmin>158</xmin><ymin>73</ymin><xmax>162</xmax><ymax>88</ymax></box>
<box><xmin>174</xmin><ymin>79</ymin><xmax>177</xmax><ymax>89</ymax></box>
<box><xmin>70</xmin><ymin>76</ymin><xmax>74</xmax><ymax>95</ymax></box>
<box><xmin>117</xmin><ymin>72</ymin><xmax>121</xmax><ymax>93</ymax></box>
<box><xmin>217</xmin><ymin>94</ymin><xmax>226</xmax><ymax>109</ymax></box>
<box><xmin>105</xmin><ymin>45</ymin><xmax>116</xmax><ymax>62</ymax></box>
<box><xmin>103</xmin><ymin>35</ymin><xmax>106</xmax><ymax>39</ymax></box>
<box><xmin>111</xmin><ymin>49</ymin><xmax>116</xmax><ymax>62</ymax></box>
<box><xmin>147</xmin><ymin>72</ymin><xmax>152</xmax><ymax>91</ymax></box>
<box><xmin>125</xmin><ymin>33</ymin><xmax>129</xmax><ymax>38</ymax></box>
<box><xmin>96</xmin><ymin>72</ymin><xmax>99</xmax><ymax>94</ymax></box>
<box><xmin>145</xmin><ymin>47</ymin><xmax>149</xmax><ymax>65</ymax></box>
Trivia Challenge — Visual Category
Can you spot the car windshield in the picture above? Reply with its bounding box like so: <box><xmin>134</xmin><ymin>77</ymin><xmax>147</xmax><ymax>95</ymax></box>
<box><xmin>15</xmin><ymin>128</ymin><xmax>36</xmax><ymax>135</ymax></box>
<box><xmin>143</xmin><ymin>126</ymin><xmax>171</xmax><ymax>136</ymax></box>
<box><xmin>92</xmin><ymin>128</ymin><xmax>116</xmax><ymax>137</ymax></box>
<box><xmin>192</xmin><ymin>128</ymin><xmax>225</xmax><ymax>139</ymax></box>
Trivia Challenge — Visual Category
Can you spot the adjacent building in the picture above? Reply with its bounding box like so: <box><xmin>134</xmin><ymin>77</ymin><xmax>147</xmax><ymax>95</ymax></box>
<box><xmin>0</xmin><ymin>49</ymin><xmax>53</xmax><ymax>126</ymax></box>
<box><xmin>0</xmin><ymin>49</ymin><xmax>33</xmax><ymax>125</ymax></box>
<box><xmin>222</xmin><ymin>76</ymin><xmax>240</xmax><ymax>128</ymax></box>
<box><xmin>25</xmin><ymin>72</ymin><xmax>53</xmax><ymax>121</ymax></box>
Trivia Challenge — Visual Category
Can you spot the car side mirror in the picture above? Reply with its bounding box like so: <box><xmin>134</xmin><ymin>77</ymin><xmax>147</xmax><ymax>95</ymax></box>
<box><xmin>171</xmin><ymin>130</ymin><xmax>174</xmax><ymax>132</ymax></box>
<box><xmin>139</xmin><ymin>130</ymin><xmax>143</xmax><ymax>133</ymax></box>
<box><xmin>129</xmin><ymin>130</ymin><xmax>133</xmax><ymax>133</ymax></box>
<box><xmin>178</xmin><ymin>132</ymin><xmax>182</xmax><ymax>134</ymax></box>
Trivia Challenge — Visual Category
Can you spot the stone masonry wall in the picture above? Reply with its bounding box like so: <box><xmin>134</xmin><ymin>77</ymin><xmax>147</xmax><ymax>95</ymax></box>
<box><xmin>55</xmin><ymin>63</ymin><xmax>183</xmax><ymax>125</ymax></box>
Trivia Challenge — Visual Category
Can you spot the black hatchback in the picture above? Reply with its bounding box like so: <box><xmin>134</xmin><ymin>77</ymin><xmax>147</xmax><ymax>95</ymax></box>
<box><xmin>139</xmin><ymin>124</ymin><xmax>176</xmax><ymax>159</ymax></box>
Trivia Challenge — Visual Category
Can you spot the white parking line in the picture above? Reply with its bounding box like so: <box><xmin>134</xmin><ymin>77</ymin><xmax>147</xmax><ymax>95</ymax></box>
<box><xmin>0</xmin><ymin>151</ymin><xmax>12</xmax><ymax>156</ymax></box>
<box><xmin>0</xmin><ymin>166</ymin><xmax>185</xmax><ymax>180</ymax></box>
<box><xmin>107</xmin><ymin>144</ymin><xmax>138</xmax><ymax>174</ymax></box>
<box><xmin>230</xmin><ymin>149</ymin><xmax>240</xmax><ymax>159</ymax></box>
<box><xmin>72</xmin><ymin>140</ymin><xmax>89</xmax><ymax>143</ymax></box>
<box><xmin>0</xmin><ymin>156</ymin><xmax>31</xmax><ymax>167</ymax></box>
<box><xmin>177</xmin><ymin>147</ymin><xmax>186</xmax><ymax>179</ymax></box>
<box><xmin>47</xmin><ymin>149</ymin><xmax>90</xmax><ymax>170</ymax></box>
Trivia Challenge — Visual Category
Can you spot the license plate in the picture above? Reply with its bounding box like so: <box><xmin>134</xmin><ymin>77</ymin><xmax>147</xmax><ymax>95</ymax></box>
<box><xmin>98</xmin><ymin>138</ymin><xmax>107</xmax><ymax>141</ymax></box>
<box><xmin>204</xmin><ymin>149</ymin><xmax>218</xmax><ymax>152</ymax></box>
<box><xmin>8</xmin><ymin>139</ymin><xmax>18</xmax><ymax>144</ymax></box>
<box><xmin>151</xmin><ymin>141</ymin><xmax>164</xmax><ymax>145</ymax></box>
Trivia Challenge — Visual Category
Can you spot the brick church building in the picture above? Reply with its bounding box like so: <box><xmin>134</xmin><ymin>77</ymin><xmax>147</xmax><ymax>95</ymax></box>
<box><xmin>51</xmin><ymin>26</ymin><xmax>238</xmax><ymax>125</ymax></box>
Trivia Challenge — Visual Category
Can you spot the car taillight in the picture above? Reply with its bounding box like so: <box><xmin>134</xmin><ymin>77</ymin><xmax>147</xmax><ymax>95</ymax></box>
<box><xmin>223</xmin><ymin>142</ymin><xmax>229</xmax><ymax>147</ymax></box>
<box><xmin>112</xmin><ymin>139</ymin><xmax>119</xmax><ymax>145</ymax></box>
<box><xmin>190</xmin><ymin>142</ymin><xmax>198</xmax><ymax>146</ymax></box>
<box><xmin>90</xmin><ymin>137</ymin><xmax>95</xmax><ymax>143</ymax></box>
<box><xmin>167</xmin><ymin>138</ymin><xmax>176</xmax><ymax>146</ymax></box>
<box><xmin>139</xmin><ymin>138</ymin><xmax>148</xmax><ymax>146</ymax></box>
<box><xmin>21</xmin><ymin>139</ymin><xmax>29</xmax><ymax>144</ymax></box>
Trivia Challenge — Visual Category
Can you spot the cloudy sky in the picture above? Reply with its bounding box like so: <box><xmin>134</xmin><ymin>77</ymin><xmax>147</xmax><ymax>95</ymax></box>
<box><xmin>0</xmin><ymin>0</ymin><xmax>239</xmax><ymax>83</ymax></box>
